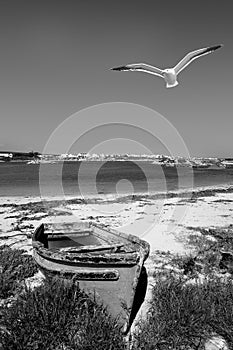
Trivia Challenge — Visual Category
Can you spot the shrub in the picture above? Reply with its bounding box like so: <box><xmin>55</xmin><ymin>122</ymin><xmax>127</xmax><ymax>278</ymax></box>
<box><xmin>0</xmin><ymin>278</ymin><xmax>126</xmax><ymax>350</ymax></box>
<box><xmin>132</xmin><ymin>273</ymin><xmax>233</xmax><ymax>349</ymax></box>
<box><xmin>0</xmin><ymin>245</ymin><xmax>38</xmax><ymax>299</ymax></box>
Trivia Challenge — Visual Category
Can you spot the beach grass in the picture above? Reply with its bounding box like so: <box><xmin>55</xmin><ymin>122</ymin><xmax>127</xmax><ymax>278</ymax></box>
<box><xmin>1</xmin><ymin>245</ymin><xmax>233</xmax><ymax>349</ymax></box>
<box><xmin>132</xmin><ymin>273</ymin><xmax>233</xmax><ymax>350</ymax></box>
<box><xmin>0</xmin><ymin>277</ymin><xmax>126</xmax><ymax>350</ymax></box>
<box><xmin>0</xmin><ymin>245</ymin><xmax>38</xmax><ymax>299</ymax></box>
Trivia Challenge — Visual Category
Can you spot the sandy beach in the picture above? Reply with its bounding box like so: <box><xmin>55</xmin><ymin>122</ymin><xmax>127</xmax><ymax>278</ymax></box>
<box><xmin>1</xmin><ymin>184</ymin><xmax>233</xmax><ymax>253</ymax></box>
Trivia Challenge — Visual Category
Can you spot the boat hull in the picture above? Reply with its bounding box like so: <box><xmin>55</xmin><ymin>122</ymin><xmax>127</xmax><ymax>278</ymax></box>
<box><xmin>32</xmin><ymin>222</ymin><xmax>150</xmax><ymax>333</ymax></box>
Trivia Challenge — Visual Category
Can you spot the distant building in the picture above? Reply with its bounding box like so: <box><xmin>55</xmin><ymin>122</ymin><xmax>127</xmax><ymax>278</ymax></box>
<box><xmin>0</xmin><ymin>153</ymin><xmax>13</xmax><ymax>161</ymax></box>
<box><xmin>0</xmin><ymin>153</ymin><xmax>13</xmax><ymax>158</ymax></box>
<box><xmin>220</xmin><ymin>160</ymin><xmax>233</xmax><ymax>168</ymax></box>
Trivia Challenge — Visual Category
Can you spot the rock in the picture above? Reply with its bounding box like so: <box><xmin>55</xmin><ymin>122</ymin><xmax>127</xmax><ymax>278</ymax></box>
<box><xmin>204</xmin><ymin>335</ymin><xmax>228</xmax><ymax>350</ymax></box>
<box><xmin>183</xmin><ymin>257</ymin><xmax>196</xmax><ymax>275</ymax></box>
<box><xmin>219</xmin><ymin>251</ymin><xmax>233</xmax><ymax>271</ymax></box>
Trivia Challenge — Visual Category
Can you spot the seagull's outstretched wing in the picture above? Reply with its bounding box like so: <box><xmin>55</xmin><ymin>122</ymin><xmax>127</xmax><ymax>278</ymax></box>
<box><xmin>111</xmin><ymin>63</ymin><xmax>164</xmax><ymax>77</ymax></box>
<box><xmin>174</xmin><ymin>44</ymin><xmax>223</xmax><ymax>75</ymax></box>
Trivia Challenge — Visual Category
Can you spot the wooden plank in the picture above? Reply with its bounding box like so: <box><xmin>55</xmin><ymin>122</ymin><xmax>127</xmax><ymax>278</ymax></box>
<box><xmin>44</xmin><ymin>222</ymin><xmax>91</xmax><ymax>233</ymax></box>
<box><xmin>59</xmin><ymin>243</ymin><xmax>125</xmax><ymax>253</ymax></box>
<box><xmin>46</xmin><ymin>232</ymin><xmax>91</xmax><ymax>239</ymax></box>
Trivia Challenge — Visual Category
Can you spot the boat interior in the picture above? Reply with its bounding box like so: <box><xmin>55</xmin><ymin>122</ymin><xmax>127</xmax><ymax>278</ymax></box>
<box><xmin>33</xmin><ymin>223</ymin><xmax>136</xmax><ymax>254</ymax></box>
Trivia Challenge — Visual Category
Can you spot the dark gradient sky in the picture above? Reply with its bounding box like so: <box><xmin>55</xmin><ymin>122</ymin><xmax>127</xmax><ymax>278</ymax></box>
<box><xmin>0</xmin><ymin>0</ymin><xmax>232</xmax><ymax>157</ymax></box>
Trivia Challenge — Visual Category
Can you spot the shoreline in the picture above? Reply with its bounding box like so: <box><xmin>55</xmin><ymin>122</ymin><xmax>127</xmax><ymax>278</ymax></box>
<box><xmin>0</xmin><ymin>182</ymin><xmax>233</xmax><ymax>203</ymax></box>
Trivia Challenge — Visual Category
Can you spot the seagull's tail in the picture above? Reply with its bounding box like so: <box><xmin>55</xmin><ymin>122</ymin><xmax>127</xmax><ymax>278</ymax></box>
<box><xmin>166</xmin><ymin>81</ymin><xmax>179</xmax><ymax>88</ymax></box>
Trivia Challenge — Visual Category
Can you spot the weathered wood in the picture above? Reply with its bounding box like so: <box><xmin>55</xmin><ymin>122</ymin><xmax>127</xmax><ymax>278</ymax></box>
<box><xmin>44</xmin><ymin>222</ymin><xmax>91</xmax><ymax>233</ymax></box>
<box><xmin>46</xmin><ymin>231</ymin><xmax>91</xmax><ymax>239</ymax></box>
<box><xmin>37</xmin><ymin>249</ymin><xmax>140</xmax><ymax>265</ymax></box>
<box><xmin>59</xmin><ymin>243</ymin><xmax>124</xmax><ymax>253</ymax></box>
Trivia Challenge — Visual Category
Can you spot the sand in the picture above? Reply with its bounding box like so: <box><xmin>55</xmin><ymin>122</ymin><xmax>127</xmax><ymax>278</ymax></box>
<box><xmin>1</xmin><ymin>184</ymin><xmax>232</xmax><ymax>253</ymax></box>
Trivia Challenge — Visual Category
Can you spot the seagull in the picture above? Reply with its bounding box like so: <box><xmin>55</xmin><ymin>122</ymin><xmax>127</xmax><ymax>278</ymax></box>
<box><xmin>111</xmin><ymin>45</ymin><xmax>223</xmax><ymax>88</ymax></box>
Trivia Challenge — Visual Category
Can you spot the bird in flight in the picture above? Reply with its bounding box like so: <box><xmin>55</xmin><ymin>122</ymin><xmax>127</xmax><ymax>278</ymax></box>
<box><xmin>111</xmin><ymin>45</ymin><xmax>223</xmax><ymax>88</ymax></box>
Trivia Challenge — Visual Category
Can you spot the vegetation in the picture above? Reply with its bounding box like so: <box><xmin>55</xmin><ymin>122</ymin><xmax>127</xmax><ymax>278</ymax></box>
<box><xmin>130</xmin><ymin>228</ymin><xmax>233</xmax><ymax>349</ymax></box>
<box><xmin>0</xmin><ymin>245</ymin><xmax>38</xmax><ymax>299</ymax></box>
<box><xmin>0</xmin><ymin>278</ymin><xmax>126</xmax><ymax>350</ymax></box>
<box><xmin>132</xmin><ymin>273</ymin><xmax>233</xmax><ymax>349</ymax></box>
<box><xmin>1</xmin><ymin>234</ymin><xmax>233</xmax><ymax>349</ymax></box>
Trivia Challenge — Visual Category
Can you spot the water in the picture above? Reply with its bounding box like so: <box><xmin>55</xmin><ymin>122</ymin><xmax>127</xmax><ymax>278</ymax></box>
<box><xmin>0</xmin><ymin>161</ymin><xmax>232</xmax><ymax>197</ymax></box>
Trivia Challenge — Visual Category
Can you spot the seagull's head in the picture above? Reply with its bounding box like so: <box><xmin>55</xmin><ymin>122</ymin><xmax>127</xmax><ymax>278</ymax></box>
<box><xmin>164</xmin><ymin>68</ymin><xmax>175</xmax><ymax>74</ymax></box>
<box><xmin>163</xmin><ymin>68</ymin><xmax>176</xmax><ymax>77</ymax></box>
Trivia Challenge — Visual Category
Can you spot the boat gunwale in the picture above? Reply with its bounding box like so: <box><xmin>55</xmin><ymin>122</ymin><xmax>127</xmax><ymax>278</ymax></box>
<box><xmin>34</xmin><ymin>244</ymin><xmax>141</xmax><ymax>266</ymax></box>
<box><xmin>90</xmin><ymin>222</ymin><xmax>150</xmax><ymax>255</ymax></box>
<box><xmin>34</xmin><ymin>253</ymin><xmax>121</xmax><ymax>281</ymax></box>
<box><xmin>32</xmin><ymin>222</ymin><xmax>150</xmax><ymax>266</ymax></box>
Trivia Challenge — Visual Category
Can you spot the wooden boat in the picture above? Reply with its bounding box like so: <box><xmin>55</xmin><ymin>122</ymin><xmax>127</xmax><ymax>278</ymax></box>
<box><xmin>32</xmin><ymin>221</ymin><xmax>150</xmax><ymax>333</ymax></box>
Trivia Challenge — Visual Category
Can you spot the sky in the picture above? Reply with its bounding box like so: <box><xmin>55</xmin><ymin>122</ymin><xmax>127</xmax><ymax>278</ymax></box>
<box><xmin>0</xmin><ymin>0</ymin><xmax>232</xmax><ymax>157</ymax></box>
